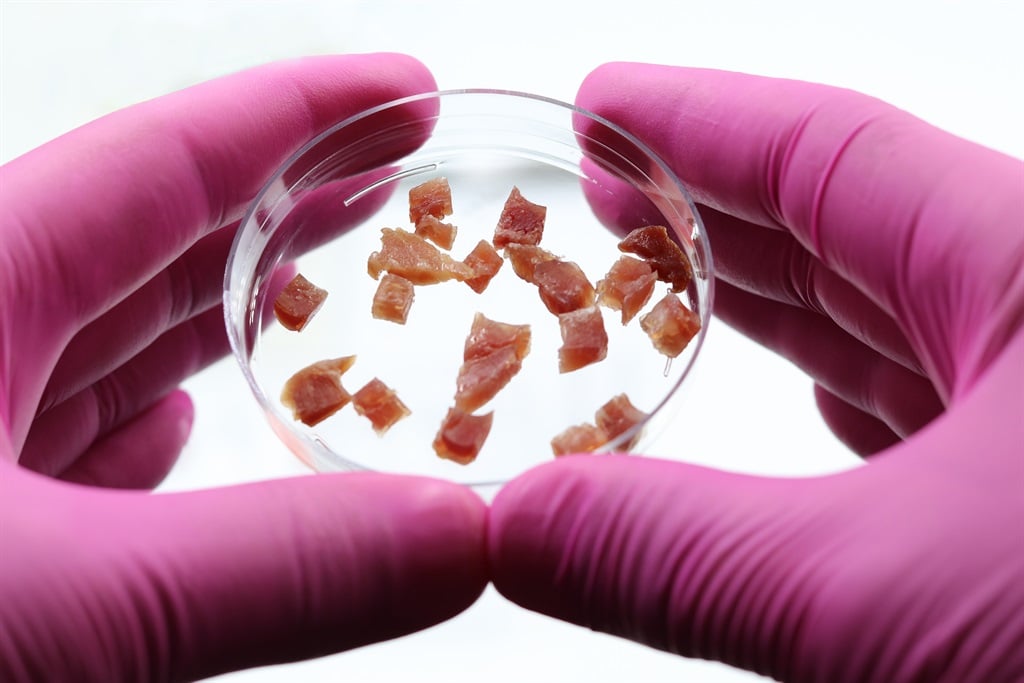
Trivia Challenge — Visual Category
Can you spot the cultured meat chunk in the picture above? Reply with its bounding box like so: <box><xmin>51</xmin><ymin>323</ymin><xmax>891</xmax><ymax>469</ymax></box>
<box><xmin>414</xmin><ymin>214</ymin><xmax>458</xmax><ymax>250</ymax></box>
<box><xmin>433</xmin><ymin>408</ymin><xmax>494</xmax><ymax>465</ymax></box>
<box><xmin>371</xmin><ymin>272</ymin><xmax>415</xmax><ymax>324</ymax></box>
<box><xmin>640</xmin><ymin>293</ymin><xmax>701</xmax><ymax>358</ymax></box>
<box><xmin>367</xmin><ymin>228</ymin><xmax>474</xmax><ymax>285</ymax></box>
<box><xmin>352</xmin><ymin>378</ymin><xmax>411</xmax><ymax>435</ymax></box>
<box><xmin>533</xmin><ymin>259</ymin><xmax>596</xmax><ymax>315</ymax></box>
<box><xmin>596</xmin><ymin>256</ymin><xmax>657</xmax><ymax>324</ymax></box>
<box><xmin>454</xmin><ymin>313</ymin><xmax>531</xmax><ymax>412</ymax></box>
<box><xmin>463</xmin><ymin>312</ymin><xmax>531</xmax><ymax>361</ymax></box>
<box><xmin>618</xmin><ymin>225</ymin><xmax>693</xmax><ymax>293</ymax></box>
<box><xmin>557</xmin><ymin>306</ymin><xmax>608</xmax><ymax>373</ymax></box>
<box><xmin>273</xmin><ymin>273</ymin><xmax>328</xmax><ymax>332</ymax></box>
<box><xmin>455</xmin><ymin>345</ymin><xmax>523</xmax><ymax>413</ymax></box>
<box><xmin>505</xmin><ymin>243</ymin><xmax>558</xmax><ymax>282</ymax></box>
<box><xmin>280</xmin><ymin>356</ymin><xmax>356</xmax><ymax>427</ymax></box>
<box><xmin>505</xmin><ymin>243</ymin><xmax>595</xmax><ymax>316</ymax></box>
<box><xmin>595</xmin><ymin>393</ymin><xmax>647</xmax><ymax>445</ymax></box>
<box><xmin>551</xmin><ymin>423</ymin><xmax>608</xmax><ymax>456</ymax></box>
<box><xmin>408</xmin><ymin>177</ymin><xmax>453</xmax><ymax>224</ymax></box>
<box><xmin>493</xmin><ymin>186</ymin><xmax>546</xmax><ymax>249</ymax></box>
<box><xmin>462</xmin><ymin>239</ymin><xmax>504</xmax><ymax>293</ymax></box>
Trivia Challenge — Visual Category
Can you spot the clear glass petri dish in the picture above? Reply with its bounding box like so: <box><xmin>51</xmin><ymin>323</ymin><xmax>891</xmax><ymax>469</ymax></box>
<box><xmin>224</xmin><ymin>89</ymin><xmax>713</xmax><ymax>487</ymax></box>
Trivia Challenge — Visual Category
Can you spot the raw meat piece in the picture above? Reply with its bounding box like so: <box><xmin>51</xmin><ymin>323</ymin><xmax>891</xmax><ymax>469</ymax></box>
<box><xmin>367</xmin><ymin>228</ymin><xmax>473</xmax><ymax>285</ymax></box>
<box><xmin>493</xmin><ymin>186</ymin><xmax>546</xmax><ymax>249</ymax></box>
<box><xmin>371</xmin><ymin>272</ymin><xmax>414</xmax><ymax>324</ymax></box>
<box><xmin>352</xmin><ymin>378</ymin><xmax>411</xmax><ymax>435</ymax></box>
<box><xmin>414</xmin><ymin>214</ymin><xmax>458</xmax><ymax>250</ymax></box>
<box><xmin>618</xmin><ymin>225</ymin><xmax>693</xmax><ymax>293</ymax></box>
<box><xmin>273</xmin><ymin>273</ymin><xmax>328</xmax><ymax>332</ymax></box>
<box><xmin>595</xmin><ymin>393</ymin><xmax>647</xmax><ymax>445</ymax></box>
<box><xmin>433</xmin><ymin>408</ymin><xmax>494</xmax><ymax>465</ymax></box>
<box><xmin>409</xmin><ymin>177</ymin><xmax>456</xmax><ymax>248</ymax></box>
<box><xmin>454</xmin><ymin>345</ymin><xmax>524</xmax><ymax>413</ymax></box>
<box><xmin>454</xmin><ymin>314</ymin><xmax>531</xmax><ymax>411</ymax></box>
<box><xmin>463</xmin><ymin>312</ymin><xmax>531</xmax><ymax>362</ymax></box>
<box><xmin>408</xmin><ymin>176</ymin><xmax>453</xmax><ymax>224</ymax></box>
<box><xmin>639</xmin><ymin>293</ymin><xmax>701</xmax><ymax>358</ymax></box>
<box><xmin>551</xmin><ymin>423</ymin><xmax>608</xmax><ymax>456</ymax></box>
<box><xmin>462</xmin><ymin>240</ymin><xmax>504</xmax><ymax>293</ymax></box>
<box><xmin>557</xmin><ymin>306</ymin><xmax>608</xmax><ymax>373</ymax></box>
<box><xmin>505</xmin><ymin>243</ymin><xmax>558</xmax><ymax>283</ymax></box>
<box><xmin>533</xmin><ymin>259</ymin><xmax>596</xmax><ymax>315</ymax></box>
<box><xmin>280</xmin><ymin>356</ymin><xmax>356</xmax><ymax>427</ymax></box>
<box><xmin>596</xmin><ymin>255</ymin><xmax>657</xmax><ymax>324</ymax></box>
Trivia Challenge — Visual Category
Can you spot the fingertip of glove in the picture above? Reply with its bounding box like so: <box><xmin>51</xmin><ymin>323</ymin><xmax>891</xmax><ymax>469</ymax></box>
<box><xmin>376</xmin><ymin>473</ymin><xmax>490</xmax><ymax>588</ymax></box>
<box><xmin>332</xmin><ymin>472</ymin><xmax>488</xmax><ymax>548</ymax></box>
<box><xmin>273</xmin><ymin>52</ymin><xmax>436</xmax><ymax>89</ymax></box>
<box><xmin>232</xmin><ymin>53</ymin><xmax>439</xmax><ymax>136</ymax></box>
<box><xmin>576</xmin><ymin>61</ymin><xmax>634</xmax><ymax>110</ymax></box>
<box><xmin>167</xmin><ymin>388</ymin><xmax>195</xmax><ymax>427</ymax></box>
<box><xmin>488</xmin><ymin>456</ymin><xmax>630</xmax><ymax>597</ymax></box>
<box><xmin>359</xmin><ymin>474</ymin><xmax>489</xmax><ymax>623</ymax></box>
<box><xmin>335</xmin><ymin>52</ymin><xmax>438</xmax><ymax>94</ymax></box>
<box><xmin>577</xmin><ymin>62</ymin><xmax>683</xmax><ymax>110</ymax></box>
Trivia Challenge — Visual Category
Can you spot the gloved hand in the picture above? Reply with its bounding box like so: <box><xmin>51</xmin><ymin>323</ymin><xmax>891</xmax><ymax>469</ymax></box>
<box><xmin>0</xmin><ymin>54</ymin><xmax>486</xmax><ymax>682</ymax></box>
<box><xmin>490</xmin><ymin>64</ymin><xmax>1024</xmax><ymax>682</ymax></box>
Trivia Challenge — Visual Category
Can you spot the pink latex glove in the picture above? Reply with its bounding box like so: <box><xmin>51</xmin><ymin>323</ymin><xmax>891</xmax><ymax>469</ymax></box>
<box><xmin>490</xmin><ymin>64</ymin><xmax>1024</xmax><ymax>682</ymax></box>
<box><xmin>0</xmin><ymin>54</ymin><xmax>486</xmax><ymax>681</ymax></box>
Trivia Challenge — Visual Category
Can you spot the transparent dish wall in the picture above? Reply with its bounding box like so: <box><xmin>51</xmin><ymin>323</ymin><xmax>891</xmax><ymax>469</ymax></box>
<box><xmin>225</xmin><ymin>90</ymin><xmax>713</xmax><ymax>487</ymax></box>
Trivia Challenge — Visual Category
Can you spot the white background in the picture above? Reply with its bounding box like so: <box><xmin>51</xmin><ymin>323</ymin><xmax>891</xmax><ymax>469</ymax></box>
<box><xmin>2</xmin><ymin>1</ymin><xmax>1021</xmax><ymax>681</ymax></box>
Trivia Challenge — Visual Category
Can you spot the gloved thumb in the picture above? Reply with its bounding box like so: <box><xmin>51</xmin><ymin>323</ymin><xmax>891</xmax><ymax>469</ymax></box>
<box><xmin>1</xmin><ymin>469</ymin><xmax>486</xmax><ymax>682</ymax></box>
<box><xmin>489</xmin><ymin>455</ymin><xmax>841</xmax><ymax>680</ymax></box>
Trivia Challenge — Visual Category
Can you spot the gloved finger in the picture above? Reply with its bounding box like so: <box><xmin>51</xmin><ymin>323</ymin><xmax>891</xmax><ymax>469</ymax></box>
<box><xmin>700</xmin><ymin>205</ymin><xmax>924</xmax><ymax>375</ymax></box>
<box><xmin>575</xmin><ymin>63</ymin><xmax>1024</xmax><ymax>398</ymax></box>
<box><xmin>39</xmin><ymin>170</ymin><xmax>391</xmax><ymax>413</ymax></box>
<box><xmin>490</xmin><ymin>442</ymin><xmax>1024</xmax><ymax>682</ymax></box>
<box><xmin>59</xmin><ymin>389</ymin><xmax>194</xmax><ymax>489</ymax></box>
<box><xmin>21</xmin><ymin>306</ymin><xmax>227</xmax><ymax>476</ymax></box>
<box><xmin>813</xmin><ymin>384</ymin><xmax>901</xmax><ymax>457</ymax></box>
<box><xmin>715</xmin><ymin>280</ymin><xmax>944</xmax><ymax>438</ymax></box>
<box><xmin>2</xmin><ymin>470</ymin><xmax>487</xmax><ymax>682</ymax></box>
<box><xmin>489</xmin><ymin>455</ymin><xmax>826</xmax><ymax>680</ymax></box>
<box><xmin>36</xmin><ymin>226</ymin><xmax>237</xmax><ymax>413</ymax></box>
<box><xmin>1</xmin><ymin>53</ymin><xmax>437</xmax><ymax>442</ymax></box>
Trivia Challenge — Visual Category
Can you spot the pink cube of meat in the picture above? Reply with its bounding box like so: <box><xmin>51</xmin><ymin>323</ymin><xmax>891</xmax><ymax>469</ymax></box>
<box><xmin>463</xmin><ymin>313</ymin><xmax>531</xmax><ymax>362</ymax></box>
<box><xmin>352</xmin><ymin>378</ymin><xmax>410</xmax><ymax>435</ymax></box>
<box><xmin>493</xmin><ymin>186</ymin><xmax>546</xmax><ymax>249</ymax></box>
<box><xmin>551</xmin><ymin>422</ymin><xmax>608</xmax><ymax>456</ymax></box>
<box><xmin>639</xmin><ymin>293</ymin><xmax>701</xmax><ymax>358</ymax></box>
<box><xmin>371</xmin><ymin>272</ymin><xmax>415</xmax><ymax>324</ymax></box>
<box><xmin>433</xmin><ymin>408</ymin><xmax>494</xmax><ymax>465</ymax></box>
<box><xmin>415</xmin><ymin>214</ymin><xmax>457</xmax><ymax>250</ymax></box>
<box><xmin>534</xmin><ymin>259</ymin><xmax>596</xmax><ymax>315</ymax></box>
<box><xmin>505</xmin><ymin>243</ymin><xmax>557</xmax><ymax>283</ymax></box>
<box><xmin>557</xmin><ymin>306</ymin><xmax>608</xmax><ymax>373</ymax></box>
<box><xmin>280</xmin><ymin>356</ymin><xmax>356</xmax><ymax>426</ymax></box>
<box><xmin>618</xmin><ymin>225</ymin><xmax>693</xmax><ymax>293</ymax></box>
<box><xmin>462</xmin><ymin>240</ymin><xmax>504</xmax><ymax>293</ymax></box>
<box><xmin>273</xmin><ymin>273</ymin><xmax>328</xmax><ymax>332</ymax></box>
<box><xmin>595</xmin><ymin>393</ymin><xmax>647</xmax><ymax>446</ymax></box>
<box><xmin>408</xmin><ymin>177</ymin><xmax>453</xmax><ymax>224</ymax></box>
<box><xmin>454</xmin><ymin>314</ymin><xmax>531</xmax><ymax>411</ymax></box>
<box><xmin>596</xmin><ymin>255</ymin><xmax>657</xmax><ymax>324</ymax></box>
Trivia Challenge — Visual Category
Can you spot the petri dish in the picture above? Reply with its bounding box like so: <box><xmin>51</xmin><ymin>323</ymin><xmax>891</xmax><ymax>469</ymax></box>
<box><xmin>224</xmin><ymin>89</ymin><xmax>713</xmax><ymax>487</ymax></box>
